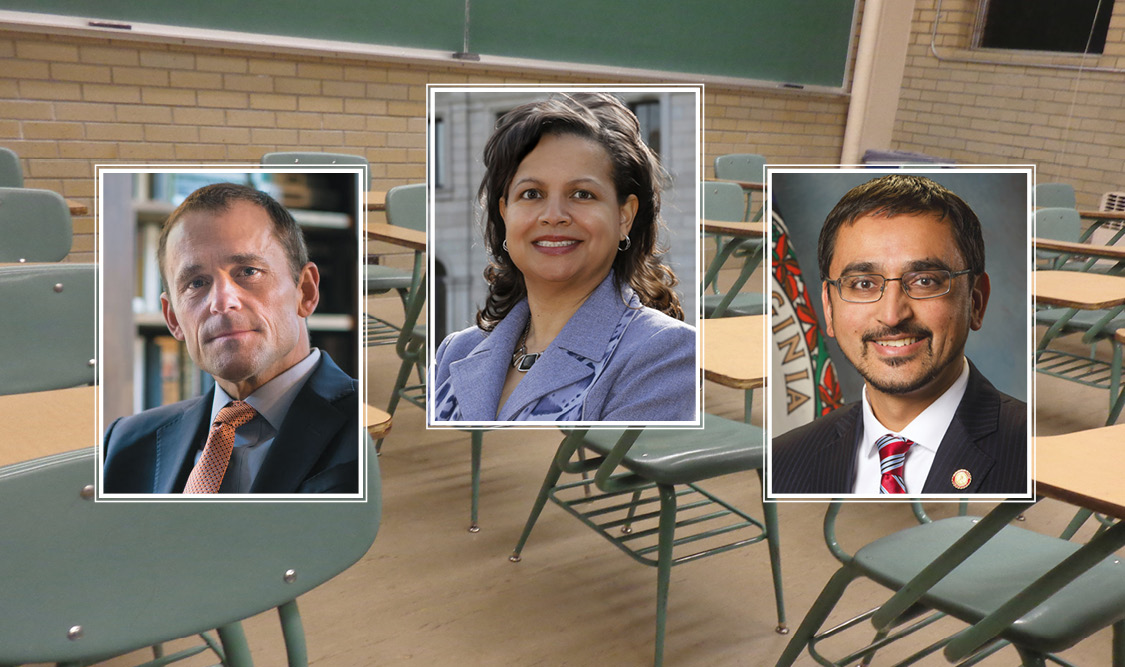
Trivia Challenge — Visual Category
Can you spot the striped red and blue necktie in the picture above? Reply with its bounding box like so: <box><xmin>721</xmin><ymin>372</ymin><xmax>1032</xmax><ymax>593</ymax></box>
<box><xmin>876</xmin><ymin>434</ymin><xmax>915</xmax><ymax>494</ymax></box>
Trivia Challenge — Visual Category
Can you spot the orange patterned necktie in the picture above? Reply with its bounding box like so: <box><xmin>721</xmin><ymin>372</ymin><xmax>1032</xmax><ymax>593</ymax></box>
<box><xmin>183</xmin><ymin>401</ymin><xmax>257</xmax><ymax>494</ymax></box>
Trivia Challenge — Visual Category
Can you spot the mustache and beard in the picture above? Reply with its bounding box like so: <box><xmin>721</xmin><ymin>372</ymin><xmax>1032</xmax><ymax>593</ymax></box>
<box><xmin>853</xmin><ymin>323</ymin><xmax>944</xmax><ymax>395</ymax></box>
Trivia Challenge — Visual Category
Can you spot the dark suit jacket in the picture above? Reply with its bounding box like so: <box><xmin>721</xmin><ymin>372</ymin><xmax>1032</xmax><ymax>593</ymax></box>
<box><xmin>770</xmin><ymin>361</ymin><xmax>1027</xmax><ymax>495</ymax></box>
<box><xmin>103</xmin><ymin>353</ymin><xmax>359</xmax><ymax>494</ymax></box>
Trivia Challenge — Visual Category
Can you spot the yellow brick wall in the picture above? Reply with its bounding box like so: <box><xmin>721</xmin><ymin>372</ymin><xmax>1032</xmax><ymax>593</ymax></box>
<box><xmin>1</xmin><ymin>29</ymin><xmax>851</xmax><ymax>263</ymax></box>
<box><xmin>893</xmin><ymin>0</ymin><xmax>1125</xmax><ymax>208</ymax></box>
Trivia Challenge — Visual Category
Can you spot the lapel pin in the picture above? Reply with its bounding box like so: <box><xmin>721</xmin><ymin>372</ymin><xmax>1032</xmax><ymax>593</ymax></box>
<box><xmin>951</xmin><ymin>469</ymin><xmax>972</xmax><ymax>490</ymax></box>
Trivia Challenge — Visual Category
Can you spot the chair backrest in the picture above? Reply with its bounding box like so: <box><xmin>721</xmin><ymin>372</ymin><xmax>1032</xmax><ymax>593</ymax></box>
<box><xmin>0</xmin><ymin>264</ymin><xmax>96</xmax><ymax>396</ymax></box>
<box><xmin>385</xmin><ymin>183</ymin><xmax>426</xmax><ymax>232</ymax></box>
<box><xmin>1036</xmin><ymin>182</ymin><xmax>1077</xmax><ymax>210</ymax></box>
<box><xmin>702</xmin><ymin>180</ymin><xmax>746</xmax><ymax>222</ymax></box>
<box><xmin>1035</xmin><ymin>207</ymin><xmax>1083</xmax><ymax>243</ymax></box>
<box><xmin>714</xmin><ymin>153</ymin><xmax>767</xmax><ymax>184</ymax></box>
<box><xmin>0</xmin><ymin>443</ymin><xmax>380</xmax><ymax>665</ymax></box>
<box><xmin>0</xmin><ymin>187</ymin><xmax>73</xmax><ymax>262</ymax></box>
<box><xmin>0</xmin><ymin>147</ymin><xmax>23</xmax><ymax>187</ymax></box>
<box><xmin>261</xmin><ymin>151</ymin><xmax>371</xmax><ymax>189</ymax></box>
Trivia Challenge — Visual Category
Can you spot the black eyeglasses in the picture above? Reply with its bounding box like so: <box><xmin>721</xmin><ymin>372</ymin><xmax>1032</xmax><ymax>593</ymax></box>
<box><xmin>825</xmin><ymin>269</ymin><xmax>973</xmax><ymax>303</ymax></box>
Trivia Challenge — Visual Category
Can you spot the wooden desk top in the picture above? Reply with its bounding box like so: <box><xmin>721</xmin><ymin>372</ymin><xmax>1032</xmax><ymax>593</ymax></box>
<box><xmin>1079</xmin><ymin>209</ymin><xmax>1125</xmax><ymax>221</ymax></box>
<box><xmin>365</xmin><ymin>404</ymin><xmax>392</xmax><ymax>439</ymax></box>
<box><xmin>67</xmin><ymin>199</ymin><xmax>87</xmax><ymax>215</ymax></box>
<box><xmin>703</xmin><ymin>315</ymin><xmax>765</xmax><ymax>390</ymax></box>
<box><xmin>0</xmin><ymin>385</ymin><xmax>96</xmax><ymax>468</ymax></box>
<box><xmin>702</xmin><ymin>219</ymin><xmax>765</xmax><ymax>237</ymax></box>
<box><xmin>1034</xmin><ymin>270</ymin><xmax>1125</xmax><ymax>309</ymax></box>
<box><xmin>366</xmin><ymin>223</ymin><xmax>426</xmax><ymax>251</ymax></box>
<box><xmin>716</xmin><ymin>179</ymin><xmax>764</xmax><ymax>192</ymax></box>
<box><xmin>1036</xmin><ymin>424</ymin><xmax>1125</xmax><ymax>519</ymax></box>
<box><xmin>1034</xmin><ymin>238</ymin><xmax>1125</xmax><ymax>260</ymax></box>
<box><xmin>366</xmin><ymin>190</ymin><xmax>387</xmax><ymax>212</ymax></box>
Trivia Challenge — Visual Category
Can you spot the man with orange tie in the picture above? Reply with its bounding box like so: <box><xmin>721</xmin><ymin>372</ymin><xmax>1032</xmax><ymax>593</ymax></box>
<box><xmin>103</xmin><ymin>183</ymin><xmax>359</xmax><ymax>494</ymax></box>
<box><xmin>770</xmin><ymin>175</ymin><xmax>1027</xmax><ymax>496</ymax></box>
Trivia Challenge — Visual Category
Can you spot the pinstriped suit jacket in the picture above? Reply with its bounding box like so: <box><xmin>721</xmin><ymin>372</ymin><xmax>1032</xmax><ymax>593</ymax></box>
<box><xmin>770</xmin><ymin>361</ymin><xmax>1028</xmax><ymax>495</ymax></box>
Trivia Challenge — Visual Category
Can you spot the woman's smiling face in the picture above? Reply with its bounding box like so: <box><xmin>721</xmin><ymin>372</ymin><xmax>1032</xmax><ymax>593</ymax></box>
<box><xmin>499</xmin><ymin>133</ymin><xmax>637</xmax><ymax>296</ymax></box>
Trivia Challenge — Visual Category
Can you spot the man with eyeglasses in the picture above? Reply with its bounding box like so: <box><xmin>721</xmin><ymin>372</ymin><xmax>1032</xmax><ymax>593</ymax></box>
<box><xmin>770</xmin><ymin>174</ymin><xmax>1027</xmax><ymax>495</ymax></box>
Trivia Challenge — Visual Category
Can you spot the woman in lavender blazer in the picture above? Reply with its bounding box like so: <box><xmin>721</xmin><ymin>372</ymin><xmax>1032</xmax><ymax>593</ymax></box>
<box><xmin>431</xmin><ymin>93</ymin><xmax>697</xmax><ymax>423</ymax></box>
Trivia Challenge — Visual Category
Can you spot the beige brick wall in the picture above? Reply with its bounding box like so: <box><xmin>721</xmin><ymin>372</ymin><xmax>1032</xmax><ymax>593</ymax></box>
<box><xmin>893</xmin><ymin>0</ymin><xmax>1125</xmax><ymax>208</ymax></box>
<box><xmin>1</xmin><ymin>29</ymin><xmax>851</xmax><ymax>263</ymax></box>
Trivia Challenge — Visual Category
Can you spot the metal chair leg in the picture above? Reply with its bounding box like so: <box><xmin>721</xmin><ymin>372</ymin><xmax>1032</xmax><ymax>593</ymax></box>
<box><xmin>510</xmin><ymin>461</ymin><xmax>565</xmax><ymax>562</ymax></box>
<box><xmin>620</xmin><ymin>489</ymin><xmax>643</xmax><ymax>534</ymax></box>
<box><xmin>376</xmin><ymin>353</ymin><xmax>415</xmax><ymax>453</ymax></box>
<box><xmin>756</xmin><ymin>469</ymin><xmax>787</xmax><ymax>634</ymax></box>
<box><xmin>1013</xmin><ymin>646</ymin><xmax>1048</xmax><ymax>666</ymax></box>
<box><xmin>277</xmin><ymin>599</ymin><xmax>308</xmax><ymax>667</ymax></box>
<box><xmin>216</xmin><ymin>622</ymin><xmax>254</xmax><ymax>667</ymax></box>
<box><xmin>776</xmin><ymin>567</ymin><xmax>858</xmax><ymax>667</ymax></box>
<box><xmin>653</xmin><ymin>483</ymin><xmax>678</xmax><ymax>667</ymax></box>
<box><xmin>1113</xmin><ymin>619</ymin><xmax>1125</xmax><ymax>667</ymax></box>
<box><xmin>469</xmin><ymin>431</ymin><xmax>482</xmax><ymax>533</ymax></box>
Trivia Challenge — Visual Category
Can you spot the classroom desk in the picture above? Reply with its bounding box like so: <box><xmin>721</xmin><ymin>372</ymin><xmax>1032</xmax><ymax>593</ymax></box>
<box><xmin>702</xmin><ymin>219</ymin><xmax>765</xmax><ymax>238</ymax></box>
<box><xmin>1034</xmin><ymin>270</ymin><xmax>1125</xmax><ymax>310</ymax></box>
<box><xmin>365</xmin><ymin>404</ymin><xmax>392</xmax><ymax>439</ymax></box>
<box><xmin>701</xmin><ymin>220</ymin><xmax>765</xmax><ymax>318</ymax></box>
<box><xmin>863</xmin><ymin>423</ymin><xmax>1125</xmax><ymax>661</ymax></box>
<box><xmin>0</xmin><ymin>385</ymin><xmax>96</xmax><ymax>468</ymax></box>
<box><xmin>702</xmin><ymin>315</ymin><xmax>765</xmax><ymax>390</ymax></box>
<box><xmin>366</xmin><ymin>190</ymin><xmax>387</xmax><ymax>212</ymax></box>
<box><xmin>365</xmin><ymin>222</ymin><xmax>426</xmax><ymax>251</ymax></box>
<box><xmin>1078</xmin><ymin>209</ymin><xmax>1125</xmax><ymax>222</ymax></box>
<box><xmin>66</xmin><ymin>199</ymin><xmax>87</xmax><ymax>216</ymax></box>
<box><xmin>1034</xmin><ymin>237</ymin><xmax>1125</xmax><ymax>261</ymax></box>
<box><xmin>716</xmin><ymin>179</ymin><xmax>764</xmax><ymax>192</ymax></box>
<box><xmin>1034</xmin><ymin>271</ymin><xmax>1125</xmax><ymax>425</ymax></box>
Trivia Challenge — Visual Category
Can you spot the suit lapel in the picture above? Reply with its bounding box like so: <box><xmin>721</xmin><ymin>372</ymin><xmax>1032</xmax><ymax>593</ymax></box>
<box><xmin>922</xmin><ymin>364</ymin><xmax>999</xmax><ymax>493</ymax></box>
<box><xmin>497</xmin><ymin>274</ymin><xmax>627</xmax><ymax>420</ymax></box>
<box><xmin>448</xmin><ymin>302</ymin><xmax>528</xmax><ymax>420</ymax></box>
<box><xmin>825</xmin><ymin>404</ymin><xmax>862</xmax><ymax>491</ymax></box>
<box><xmin>153</xmin><ymin>392</ymin><xmax>211</xmax><ymax>493</ymax></box>
<box><xmin>251</xmin><ymin>354</ymin><xmax>352</xmax><ymax>493</ymax></box>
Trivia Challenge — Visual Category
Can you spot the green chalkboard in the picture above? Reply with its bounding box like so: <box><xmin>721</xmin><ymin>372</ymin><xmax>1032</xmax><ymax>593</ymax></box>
<box><xmin>3</xmin><ymin>0</ymin><xmax>856</xmax><ymax>89</ymax></box>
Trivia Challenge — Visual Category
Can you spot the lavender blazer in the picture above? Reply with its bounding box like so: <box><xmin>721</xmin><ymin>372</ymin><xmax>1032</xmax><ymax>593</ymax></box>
<box><xmin>432</xmin><ymin>273</ymin><xmax>697</xmax><ymax>422</ymax></box>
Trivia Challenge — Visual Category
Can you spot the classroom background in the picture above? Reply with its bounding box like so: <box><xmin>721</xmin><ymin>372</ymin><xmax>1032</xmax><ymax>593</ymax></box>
<box><xmin>4</xmin><ymin>0</ymin><xmax>1125</xmax><ymax>664</ymax></box>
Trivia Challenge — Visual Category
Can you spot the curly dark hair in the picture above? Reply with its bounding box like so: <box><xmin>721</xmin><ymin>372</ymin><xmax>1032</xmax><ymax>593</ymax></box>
<box><xmin>475</xmin><ymin>92</ymin><xmax>683</xmax><ymax>331</ymax></box>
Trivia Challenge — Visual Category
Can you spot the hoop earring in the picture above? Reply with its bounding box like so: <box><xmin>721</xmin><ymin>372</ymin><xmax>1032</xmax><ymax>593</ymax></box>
<box><xmin>502</xmin><ymin>240</ymin><xmax>508</xmax><ymax>252</ymax></box>
<box><xmin>618</xmin><ymin>236</ymin><xmax>631</xmax><ymax>252</ymax></box>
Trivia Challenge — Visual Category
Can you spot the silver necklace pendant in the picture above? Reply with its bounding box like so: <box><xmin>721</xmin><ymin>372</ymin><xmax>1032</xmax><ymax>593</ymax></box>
<box><xmin>513</xmin><ymin>352</ymin><xmax>540</xmax><ymax>372</ymax></box>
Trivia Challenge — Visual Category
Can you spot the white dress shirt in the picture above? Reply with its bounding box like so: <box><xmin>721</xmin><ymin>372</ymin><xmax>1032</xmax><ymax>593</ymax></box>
<box><xmin>852</xmin><ymin>357</ymin><xmax>970</xmax><ymax>495</ymax></box>
<box><xmin>196</xmin><ymin>348</ymin><xmax>322</xmax><ymax>493</ymax></box>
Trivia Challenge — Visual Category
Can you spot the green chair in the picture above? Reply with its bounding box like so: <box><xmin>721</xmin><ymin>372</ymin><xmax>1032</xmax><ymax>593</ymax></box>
<box><xmin>510</xmin><ymin>416</ymin><xmax>786</xmax><ymax>666</ymax></box>
<box><xmin>777</xmin><ymin>501</ymin><xmax>1125</xmax><ymax>666</ymax></box>
<box><xmin>0</xmin><ymin>263</ymin><xmax>95</xmax><ymax>396</ymax></box>
<box><xmin>0</xmin><ymin>147</ymin><xmax>23</xmax><ymax>188</ymax></box>
<box><xmin>713</xmin><ymin>153</ymin><xmax>767</xmax><ymax>221</ymax></box>
<box><xmin>0</xmin><ymin>187</ymin><xmax>73</xmax><ymax>263</ymax></box>
<box><xmin>1036</xmin><ymin>182</ymin><xmax>1077</xmax><ymax>210</ymax></box>
<box><xmin>0</xmin><ymin>442</ymin><xmax>380</xmax><ymax>667</ymax></box>
<box><xmin>260</xmin><ymin>151</ymin><xmax>371</xmax><ymax>188</ymax></box>
<box><xmin>365</xmin><ymin>183</ymin><xmax>426</xmax><ymax>347</ymax></box>
<box><xmin>1035</xmin><ymin>207</ymin><xmax>1085</xmax><ymax>270</ymax></box>
<box><xmin>702</xmin><ymin>180</ymin><xmax>765</xmax><ymax>317</ymax></box>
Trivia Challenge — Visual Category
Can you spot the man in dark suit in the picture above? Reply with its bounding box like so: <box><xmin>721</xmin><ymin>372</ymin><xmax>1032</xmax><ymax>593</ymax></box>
<box><xmin>770</xmin><ymin>175</ymin><xmax>1028</xmax><ymax>496</ymax></box>
<box><xmin>103</xmin><ymin>183</ymin><xmax>359</xmax><ymax>494</ymax></box>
